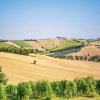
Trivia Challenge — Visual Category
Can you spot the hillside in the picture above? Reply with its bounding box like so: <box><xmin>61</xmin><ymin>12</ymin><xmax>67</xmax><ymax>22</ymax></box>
<box><xmin>25</xmin><ymin>40</ymin><xmax>45</xmax><ymax>51</ymax></box>
<box><xmin>71</xmin><ymin>46</ymin><xmax>100</xmax><ymax>56</ymax></box>
<box><xmin>0</xmin><ymin>42</ymin><xmax>12</xmax><ymax>48</ymax></box>
<box><xmin>13</xmin><ymin>40</ymin><xmax>32</xmax><ymax>49</ymax></box>
<box><xmin>37</xmin><ymin>38</ymin><xmax>61</xmax><ymax>50</ymax></box>
<box><xmin>0</xmin><ymin>38</ymin><xmax>82</xmax><ymax>51</ymax></box>
<box><xmin>51</xmin><ymin>39</ymin><xmax>81</xmax><ymax>51</ymax></box>
<box><xmin>4</xmin><ymin>41</ymin><xmax>20</xmax><ymax>48</ymax></box>
<box><xmin>0</xmin><ymin>52</ymin><xmax>100</xmax><ymax>84</ymax></box>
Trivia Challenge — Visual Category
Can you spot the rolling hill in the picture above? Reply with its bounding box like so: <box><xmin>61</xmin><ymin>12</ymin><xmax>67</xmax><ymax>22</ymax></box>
<box><xmin>71</xmin><ymin>46</ymin><xmax>100</xmax><ymax>56</ymax></box>
<box><xmin>37</xmin><ymin>38</ymin><xmax>61</xmax><ymax>50</ymax></box>
<box><xmin>13</xmin><ymin>40</ymin><xmax>32</xmax><ymax>49</ymax></box>
<box><xmin>4</xmin><ymin>41</ymin><xmax>20</xmax><ymax>48</ymax></box>
<box><xmin>25</xmin><ymin>40</ymin><xmax>45</xmax><ymax>51</ymax></box>
<box><xmin>0</xmin><ymin>38</ymin><xmax>83</xmax><ymax>52</ymax></box>
<box><xmin>0</xmin><ymin>42</ymin><xmax>12</xmax><ymax>48</ymax></box>
<box><xmin>51</xmin><ymin>39</ymin><xmax>81</xmax><ymax>51</ymax></box>
<box><xmin>0</xmin><ymin>52</ymin><xmax>100</xmax><ymax>84</ymax></box>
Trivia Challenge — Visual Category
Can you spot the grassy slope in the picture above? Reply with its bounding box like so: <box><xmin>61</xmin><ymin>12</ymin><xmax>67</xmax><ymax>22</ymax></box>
<box><xmin>1</xmin><ymin>39</ymin><xmax>82</xmax><ymax>51</ymax></box>
<box><xmin>51</xmin><ymin>39</ymin><xmax>81</xmax><ymax>52</ymax></box>
<box><xmin>0</xmin><ymin>42</ymin><xmax>11</xmax><ymax>48</ymax></box>
<box><xmin>37</xmin><ymin>39</ymin><xmax>58</xmax><ymax>50</ymax></box>
<box><xmin>48</xmin><ymin>39</ymin><xmax>82</xmax><ymax>57</ymax></box>
<box><xmin>4</xmin><ymin>41</ymin><xmax>21</xmax><ymax>48</ymax></box>
<box><xmin>71</xmin><ymin>46</ymin><xmax>100</xmax><ymax>56</ymax></box>
<box><xmin>37</xmin><ymin>39</ymin><xmax>82</xmax><ymax>53</ymax></box>
<box><xmin>25</xmin><ymin>41</ymin><xmax>45</xmax><ymax>51</ymax></box>
<box><xmin>14</xmin><ymin>40</ymin><xmax>32</xmax><ymax>48</ymax></box>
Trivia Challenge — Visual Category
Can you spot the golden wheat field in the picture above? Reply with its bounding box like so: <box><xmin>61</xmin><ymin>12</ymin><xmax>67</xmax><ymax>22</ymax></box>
<box><xmin>71</xmin><ymin>46</ymin><xmax>100</xmax><ymax>56</ymax></box>
<box><xmin>0</xmin><ymin>52</ymin><xmax>100</xmax><ymax>84</ymax></box>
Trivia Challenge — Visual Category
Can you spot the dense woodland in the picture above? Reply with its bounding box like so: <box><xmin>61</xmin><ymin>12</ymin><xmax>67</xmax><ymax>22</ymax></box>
<box><xmin>0</xmin><ymin>67</ymin><xmax>100</xmax><ymax>100</ymax></box>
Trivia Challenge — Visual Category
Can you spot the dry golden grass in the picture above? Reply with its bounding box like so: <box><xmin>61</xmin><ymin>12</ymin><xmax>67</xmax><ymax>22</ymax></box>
<box><xmin>37</xmin><ymin>38</ymin><xmax>61</xmax><ymax>49</ymax></box>
<box><xmin>26</xmin><ymin>41</ymin><xmax>45</xmax><ymax>51</ymax></box>
<box><xmin>0</xmin><ymin>52</ymin><xmax>100</xmax><ymax>84</ymax></box>
<box><xmin>72</xmin><ymin>46</ymin><xmax>100</xmax><ymax>56</ymax></box>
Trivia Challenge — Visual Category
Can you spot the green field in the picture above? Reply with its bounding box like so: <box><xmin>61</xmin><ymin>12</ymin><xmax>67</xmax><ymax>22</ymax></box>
<box><xmin>0</xmin><ymin>42</ymin><xmax>11</xmax><ymax>48</ymax></box>
<box><xmin>14</xmin><ymin>40</ymin><xmax>32</xmax><ymax>48</ymax></box>
<box><xmin>51</xmin><ymin>40</ymin><xmax>81</xmax><ymax>52</ymax></box>
<box><xmin>48</xmin><ymin>40</ymin><xmax>82</xmax><ymax>58</ymax></box>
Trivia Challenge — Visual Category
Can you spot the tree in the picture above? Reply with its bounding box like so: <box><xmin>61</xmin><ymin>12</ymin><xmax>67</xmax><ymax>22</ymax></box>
<box><xmin>33</xmin><ymin>60</ymin><xmax>36</xmax><ymax>64</ymax></box>
<box><xmin>84</xmin><ymin>56</ymin><xmax>87</xmax><ymax>61</ymax></box>
<box><xmin>0</xmin><ymin>67</ymin><xmax>8</xmax><ymax>85</ymax></box>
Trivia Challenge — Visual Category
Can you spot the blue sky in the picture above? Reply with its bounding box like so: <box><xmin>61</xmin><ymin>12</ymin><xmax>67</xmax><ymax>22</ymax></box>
<box><xmin>0</xmin><ymin>0</ymin><xmax>100</xmax><ymax>39</ymax></box>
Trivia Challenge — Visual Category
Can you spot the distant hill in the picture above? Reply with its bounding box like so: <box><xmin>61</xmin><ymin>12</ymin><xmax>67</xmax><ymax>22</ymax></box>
<box><xmin>13</xmin><ymin>40</ymin><xmax>32</xmax><ymax>49</ymax></box>
<box><xmin>0</xmin><ymin>42</ymin><xmax>12</xmax><ymax>48</ymax></box>
<box><xmin>0</xmin><ymin>38</ymin><xmax>85</xmax><ymax>57</ymax></box>
<box><xmin>4</xmin><ymin>41</ymin><xmax>20</xmax><ymax>48</ymax></box>
<box><xmin>71</xmin><ymin>46</ymin><xmax>100</xmax><ymax>56</ymax></box>
<box><xmin>26</xmin><ymin>40</ymin><xmax>45</xmax><ymax>51</ymax></box>
<box><xmin>0</xmin><ymin>38</ymin><xmax>83</xmax><ymax>51</ymax></box>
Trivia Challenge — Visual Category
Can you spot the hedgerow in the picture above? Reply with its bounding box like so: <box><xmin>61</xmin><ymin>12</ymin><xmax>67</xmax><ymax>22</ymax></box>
<box><xmin>66</xmin><ymin>55</ymin><xmax>100</xmax><ymax>62</ymax></box>
<box><xmin>0</xmin><ymin>47</ymin><xmax>44</xmax><ymax>55</ymax></box>
<box><xmin>0</xmin><ymin>78</ymin><xmax>100</xmax><ymax>100</ymax></box>
<box><xmin>0</xmin><ymin>66</ymin><xmax>100</xmax><ymax>100</ymax></box>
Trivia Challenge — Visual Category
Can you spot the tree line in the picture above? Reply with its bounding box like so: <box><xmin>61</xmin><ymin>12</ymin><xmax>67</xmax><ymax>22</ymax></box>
<box><xmin>0</xmin><ymin>67</ymin><xmax>100</xmax><ymax>100</ymax></box>
<box><xmin>0</xmin><ymin>47</ymin><xmax>44</xmax><ymax>55</ymax></box>
<box><xmin>65</xmin><ymin>55</ymin><xmax>100</xmax><ymax>62</ymax></box>
<box><xmin>50</xmin><ymin>45</ymin><xmax>83</xmax><ymax>53</ymax></box>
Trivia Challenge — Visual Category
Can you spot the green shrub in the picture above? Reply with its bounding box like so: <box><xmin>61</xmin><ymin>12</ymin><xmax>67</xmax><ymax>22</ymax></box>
<box><xmin>0</xmin><ymin>67</ymin><xmax>8</xmax><ymax>85</ymax></box>
<box><xmin>17</xmin><ymin>82</ymin><xmax>32</xmax><ymax>100</ymax></box>
<box><xmin>88</xmin><ymin>56</ymin><xmax>100</xmax><ymax>62</ymax></box>
<box><xmin>51</xmin><ymin>80</ymin><xmax>77</xmax><ymax>98</ymax></box>
<box><xmin>0</xmin><ymin>76</ymin><xmax>100</xmax><ymax>99</ymax></box>
<box><xmin>27</xmin><ymin>81</ymin><xmax>37</xmax><ymax>99</ymax></box>
<box><xmin>64</xmin><ymin>81</ymin><xmax>77</xmax><ymax>98</ymax></box>
<box><xmin>84</xmin><ymin>56</ymin><xmax>88</xmax><ymax>61</ymax></box>
<box><xmin>51</xmin><ymin>81</ymin><xmax>62</xmax><ymax>96</ymax></box>
<box><xmin>35</xmin><ymin>80</ymin><xmax>53</xmax><ymax>99</ymax></box>
<box><xmin>96</xmin><ymin>80</ymin><xmax>100</xmax><ymax>95</ymax></box>
<box><xmin>79</xmin><ymin>56</ymin><xmax>84</xmax><ymax>60</ymax></box>
<box><xmin>0</xmin><ymin>84</ymin><xmax>7</xmax><ymax>100</ymax></box>
<box><xmin>66</xmin><ymin>56</ymin><xmax>74</xmax><ymax>60</ymax></box>
<box><xmin>74</xmin><ymin>56</ymin><xmax>80</xmax><ymax>60</ymax></box>
<box><xmin>6</xmin><ymin>84</ymin><xmax>17</xmax><ymax>99</ymax></box>
<box><xmin>76</xmin><ymin>76</ymin><xmax>96</xmax><ymax>97</ymax></box>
